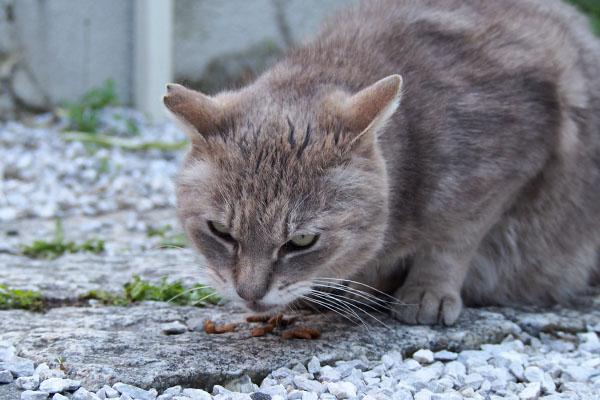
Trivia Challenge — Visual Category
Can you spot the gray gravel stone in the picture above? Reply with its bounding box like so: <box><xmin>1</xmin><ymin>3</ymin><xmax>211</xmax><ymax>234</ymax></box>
<box><xmin>250</xmin><ymin>393</ymin><xmax>271</xmax><ymax>400</ymax></box>
<box><xmin>0</xmin><ymin>343</ymin><xmax>16</xmax><ymax>361</ymax></box>
<box><xmin>21</xmin><ymin>390</ymin><xmax>49</xmax><ymax>400</ymax></box>
<box><xmin>165</xmin><ymin>386</ymin><xmax>183</xmax><ymax>396</ymax></box>
<box><xmin>325</xmin><ymin>381</ymin><xmax>356</xmax><ymax>399</ymax></box>
<box><xmin>0</xmin><ymin>357</ymin><xmax>35</xmax><ymax>377</ymax></box>
<box><xmin>561</xmin><ymin>366</ymin><xmax>591</xmax><ymax>382</ymax></box>
<box><xmin>301</xmin><ymin>392</ymin><xmax>317</xmax><ymax>400</ymax></box>
<box><xmin>318</xmin><ymin>366</ymin><xmax>341</xmax><ymax>382</ymax></box>
<box><xmin>97</xmin><ymin>384</ymin><xmax>120</xmax><ymax>398</ymax></box>
<box><xmin>293</xmin><ymin>376</ymin><xmax>326</xmax><ymax>394</ymax></box>
<box><xmin>524</xmin><ymin>366</ymin><xmax>555</xmax><ymax>393</ymax></box>
<box><xmin>259</xmin><ymin>385</ymin><xmax>286</xmax><ymax>398</ymax></box>
<box><xmin>519</xmin><ymin>382</ymin><xmax>541</xmax><ymax>400</ymax></box>
<box><xmin>391</xmin><ymin>389</ymin><xmax>412</xmax><ymax>400</ymax></box>
<box><xmin>434</xmin><ymin>350</ymin><xmax>458</xmax><ymax>361</ymax></box>
<box><xmin>307</xmin><ymin>357</ymin><xmax>320</xmax><ymax>375</ymax></box>
<box><xmin>444</xmin><ymin>361</ymin><xmax>466</xmax><ymax>378</ymax></box>
<box><xmin>578</xmin><ymin>331</ymin><xmax>600</xmax><ymax>353</ymax></box>
<box><xmin>39</xmin><ymin>378</ymin><xmax>81</xmax><ymax>393</ymax></box>
<box><xmin>413</xmin><ymin>349</ymin><xmax>434</xmax><ymax>364</ymax></box>
<box><xmin>161</xmin><ymin>321</ymin><xmax>188</xmax><ymax>335</ymax></box>
<box><xmin>0</xmin><ymin>369</ymin><xmax>13</xmax><ymax>383</ymax></box>
<box><xmin>52</xmin><ymin>394</ymin><xmax>69</xmax><ymax>400</ymax></box>
<box><xmin>16</xmin><ymin>374</ymin><xmax>40</xmax><ymax>390</ymax></box>
<box><xmin>113</xmin><ymin>383</ymin><xmax>157</xmax><ymax>400</ymax></box>
<box><xmin>464</xmin><ymin>373</ymin><xmax>484</xmax><ymax>390</ymax></box>
<box><xmin>458</xmin><ymin>350</ymin><xmax>491</xmax><ymax>370</ymax></box>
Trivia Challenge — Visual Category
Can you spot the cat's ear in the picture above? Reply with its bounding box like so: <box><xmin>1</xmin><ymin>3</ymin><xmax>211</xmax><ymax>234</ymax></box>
<box><xmin>331</xmin><ymin>74</ymin><xmax>403</xmax><ymax>146</ymax></box>
<box><xmin>163</xmin><ymin>84</ymin><xmax>225</xmax><ymax>145</ymax></box>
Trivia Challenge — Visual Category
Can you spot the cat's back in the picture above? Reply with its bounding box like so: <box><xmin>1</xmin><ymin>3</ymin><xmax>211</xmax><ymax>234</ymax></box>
<box><xmin>314</xmin><ymin>0</ymin><xmax>600</xmax><ymax>100</ymax></box>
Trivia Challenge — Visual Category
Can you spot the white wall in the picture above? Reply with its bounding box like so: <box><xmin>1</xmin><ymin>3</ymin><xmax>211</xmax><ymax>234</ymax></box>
<box><xmin>0</xmin><ymin>0</ymin><xmax>357</xmax><ymax>120</ymax></box>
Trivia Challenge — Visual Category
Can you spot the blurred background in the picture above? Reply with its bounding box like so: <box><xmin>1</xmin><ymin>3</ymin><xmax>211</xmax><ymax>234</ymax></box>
<box><xmin>0</xmin><ymin>0</ymin><xmax>360</xmax><ymax>122</ymax></box>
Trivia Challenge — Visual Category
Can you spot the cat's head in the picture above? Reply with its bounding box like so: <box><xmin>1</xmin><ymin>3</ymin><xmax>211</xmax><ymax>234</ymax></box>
<box><xmin>163</xmin><ymin>75</ymin><xmax>402</xmax><ymax>313</ymax></box>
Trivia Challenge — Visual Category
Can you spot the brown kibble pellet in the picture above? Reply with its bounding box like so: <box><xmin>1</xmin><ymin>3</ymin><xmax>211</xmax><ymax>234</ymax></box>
<box><xmin>268</xmin><ymin>314</ymin><xmax>284</xmax><ymax>326</ymax></box>
<box><xmin>282</xmin><ymin>328</ymin><xmax>321</xmax><ymax>340</ymax></box>
<box><xmin>204</xmin><ymin>320</ymin><xmax>216</xmax><ymax>334</ymax></box>
<box><xmin>204</xmin><ymin>319</ymin><xmax>236</xmax><ymax>334</ymax></box>
<box><xmin>251</xmin><ymin>324</ymin><xmax>274</xmax><ymax>337</ymax></box>
<box><xmin>305</xmin><ymin>328</ymin><xmax>321</xmax><ymax>339</ymax></box>
<box><xmin>246</xmin><ymin>315</ymin><xmax>271</xmax><ymax>323</ymax></box>
<box><xmin>214</xmin><ymin>323</ymin><xmax>236</xmax><ymax>333</ymax></box>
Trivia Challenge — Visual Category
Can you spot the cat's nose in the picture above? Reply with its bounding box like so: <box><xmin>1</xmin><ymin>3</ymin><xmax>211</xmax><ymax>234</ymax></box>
<box><xmin>235</xmin><ymin>283</ymin><xmax>267</xmax><ymax>302</ymax></box>
<box><xmin>235</xmin><ymin>256</ymin><xmax>272</xmax><ymax>302</ymax></box>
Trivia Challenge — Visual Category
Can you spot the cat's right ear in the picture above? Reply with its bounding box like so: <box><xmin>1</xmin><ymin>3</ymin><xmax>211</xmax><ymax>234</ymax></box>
<box><xmin>323</xmin><ymin>75</ymin><xmax>403</xmax><ymax>149</ymax></box>
<box><xmin>163</xmin><ymin>84</ymin><xmax>225</xmax><ymax>146</ymax></box>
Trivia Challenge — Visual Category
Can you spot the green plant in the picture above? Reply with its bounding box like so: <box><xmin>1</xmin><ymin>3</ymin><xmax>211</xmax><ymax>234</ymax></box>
<box><xmin>83</xmin><ymin>276</ymin><xmax>219</xmax><ymax>306</ymax></box>
<box><xmin>61</xmin><ymin>132</ymin><xmax>188</xmax><ymax>151</ymax></box>
<box><xmin>147</xmin><ymin>225</ymin><xmax>173</xmax><ymax>238</ymax></box>
<box><xmin>160</xmin><ymin>233</ymin><xmax>188</xmax><ymax>248</ymax></box>
<box><xmin>0</xmin><ymin>285</ymin><xmax>43</xmax><ymax>311</ymax></box>
<box><xmin>566</xmin><ymin>0</ymin><xmax>600</xmax><ymax>36</ymax></box>
<box><xmin>147</xmin><ymin>225</ymin><xmax>188</xmax><ymax>248</ymax></box>
<box><xmin>63</xmin><ymin>79</ymin><xmax>119</xmax><ymax>133</ymax></box>
<box><xmin>22</xmin><ymin>219</ymin><xmax>105</xmax><ymax>259</ymax></box>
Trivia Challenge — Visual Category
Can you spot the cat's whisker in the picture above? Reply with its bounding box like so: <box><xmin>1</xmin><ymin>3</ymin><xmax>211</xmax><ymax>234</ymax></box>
<box><xmin>166</xmin><ymin>284</ymin><xmax>217</xmax><ymax>304</ymax></box>
<box><xmin>307</xmin><ymin>290</ymin><xmax>370</xmax><ymax>330</ymax></box>
<box><xmin>310</xmin><ymin>289</ymin><xmax>393</xmax><ymax>329</ymax></box>
<box><xmin>318</xmin><ymin>291</ymin><xmax>394</xmax><ymax>329</ymax></box>
<box><xmin>190</xmin><ymin>291</ymin><xmax>221</xmax><ymax>306</ymax></box>
<box><xmin>315</xmin><ymin>287</ymin><xmax>389</xmax><ymax>314</ymax></box>
<box><xmin>314</xmin><ymin>277</ymin><xmax>404</xmax><ymax>303</ymax></box>
<box><xmin>301</xmin><ymin>292</ymin><xmax>365</xmax><ymax>325</ymax></box>
<box><xmin>298</xmin><ymin>294</ymin><xmax>365</xmax><ymax>328</ymax></box>
<box><xmin>311</xmin><ymin>280</ymin><xmax>403</xmax><ymax>307</ymax></box>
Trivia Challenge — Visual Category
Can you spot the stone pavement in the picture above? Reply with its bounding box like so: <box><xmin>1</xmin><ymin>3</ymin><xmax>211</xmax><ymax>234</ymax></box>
<box><xmin>0</xmin><ymin>209</ymin><xmax>599</xmax><ymax>394</ymax></box>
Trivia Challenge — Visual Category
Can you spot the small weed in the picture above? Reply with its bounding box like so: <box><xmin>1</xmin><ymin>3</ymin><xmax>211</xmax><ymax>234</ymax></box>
<box><xmin>63</xmin><ymin>79</ymin><xmax>119</xmax><ymax>134</ymax></box>
<box><xmin>22</xmin><ymin>219</ymin><xmax>105</xmax><ymax>259</ymax></box>
<box><xmin>147</xmin><ymin>225</ymin><xmax>188</xmax><ymax>248</ymax></box>
<box><xmin>0</xmin><ymin>285</ymin><xmax>43</xmax><ymax>311</ymax></box>
<box><xmin>83</xmin><ymin>276</ymin><xmax>219</xmax><ymax>306</ymax></box>
<box><xmin>160</xmin><ymin>233</ymin><xmax>188</xmax><ymax>248</ymax></box>
<box><xmin>147</xmin><ymin>225</ymin><xmax>173</xmax><ymax>238</ymax></box>
<box><xmin>61</xmin><ymin>132</ymin><xmax>188</xmax><ymax>151</ymax></box>
<box><xmin>82</xmin><ymin>290</ymin><xmax>129</xmax><ymax>307</ymax></box>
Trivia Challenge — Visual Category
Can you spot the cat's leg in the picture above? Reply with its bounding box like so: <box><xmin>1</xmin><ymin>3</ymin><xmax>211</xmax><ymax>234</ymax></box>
<box><xmin>392</xmin><ymin>243</ymin><xmax>476</xmax><ymax>326</ymax></box>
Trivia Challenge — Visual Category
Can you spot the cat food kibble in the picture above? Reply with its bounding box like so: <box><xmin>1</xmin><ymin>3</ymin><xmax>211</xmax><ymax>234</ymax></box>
<box><xmin>246</xmin><ymin>315</ymin><xmax>271</xmax><ymax>323</ymax></box>
<box><xmin>282</xmin><ymin>328</ymin><xmax>322</xmax><ymax>340</ymax></box>
<box><xmin>251</xmin><ymin>324</ymin><xmax>274</xmax><ymax>337</ymax></box>
<box><xmin>203</xmin><ymin>320</ymin><xmax>236</xmax><ymax>334</ymax></box>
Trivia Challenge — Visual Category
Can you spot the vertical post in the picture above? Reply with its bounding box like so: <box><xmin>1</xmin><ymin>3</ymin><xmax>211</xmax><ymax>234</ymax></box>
<box><xmin>134</xmin><ymin>0</ymin><xmax>173</xmax><ymax>120</ymax></box>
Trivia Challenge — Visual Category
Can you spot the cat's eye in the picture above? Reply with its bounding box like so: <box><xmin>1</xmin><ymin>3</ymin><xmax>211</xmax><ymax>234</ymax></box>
<box><xmin>283</xmin><ymin>233</ymin><xmax>318</xmax><ymax>252</ymax></box>
<box><xmin>208</xmin><ymin>221</ymin><xmax>233</xmax><ymax>241</ymax></box>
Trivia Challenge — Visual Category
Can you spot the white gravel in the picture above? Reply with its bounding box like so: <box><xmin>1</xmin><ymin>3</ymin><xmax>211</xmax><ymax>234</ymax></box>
<box><xmin>1</xmin><ymin>110</ymin><xmax>599</xmax><ymax>399</ymax></box>
<box><xmin>0</xmin><ymin>109</ymin><xmax>185</xmax><ymax>221</ymax></box>
<box><xmin>2</xmin><ymin>330</ymin><xmax>598</xmax><ymax>399</ymax></box>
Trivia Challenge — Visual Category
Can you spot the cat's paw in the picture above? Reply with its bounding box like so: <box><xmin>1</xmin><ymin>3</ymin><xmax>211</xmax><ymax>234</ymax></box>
<box><xmin>392</xmin><ymin>286</ymin><xmax>463</xmax><ymax>326</ymax></box>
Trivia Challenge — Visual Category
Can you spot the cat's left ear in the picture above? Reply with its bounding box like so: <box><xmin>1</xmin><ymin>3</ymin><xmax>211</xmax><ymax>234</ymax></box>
<box><xmin>328</xmin><ymin>74</ymin><xmax>403</xmax><ymax>146</ymax></box>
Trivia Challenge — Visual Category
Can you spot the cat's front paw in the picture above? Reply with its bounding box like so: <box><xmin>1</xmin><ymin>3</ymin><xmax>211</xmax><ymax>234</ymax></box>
<box><xmin>392</xmin><ymin>286</ymin><xmax>462</xmax><ymax>326</ymax></box>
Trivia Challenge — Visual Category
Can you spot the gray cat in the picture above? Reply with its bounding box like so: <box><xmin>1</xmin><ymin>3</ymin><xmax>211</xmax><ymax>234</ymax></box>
<box><xmin>163</xmin><ymin>0</ymin><xmax>600</xmax><ymax>325</ymax></box>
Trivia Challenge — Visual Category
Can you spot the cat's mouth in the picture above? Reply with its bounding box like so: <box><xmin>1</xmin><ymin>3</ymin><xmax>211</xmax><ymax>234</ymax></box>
<box><xmin>245</xmin><ymin>300</ymin><xmax>277</xmax><ymax>313</ymax></box>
